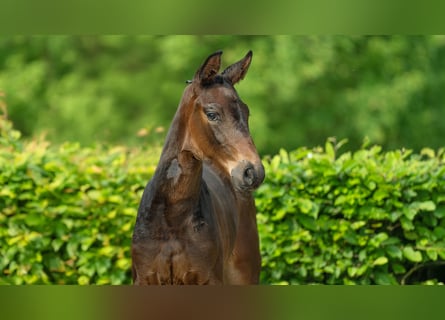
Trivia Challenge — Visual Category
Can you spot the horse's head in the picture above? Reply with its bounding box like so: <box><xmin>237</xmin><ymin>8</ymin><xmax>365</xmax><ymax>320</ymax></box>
<box><xmin>180</xmin><ymin>50</ymin><xmax>265</xmax><ymax>193</ymax></box>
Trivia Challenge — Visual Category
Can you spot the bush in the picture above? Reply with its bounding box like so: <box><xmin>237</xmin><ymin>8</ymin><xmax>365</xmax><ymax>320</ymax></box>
<box><xmin>1</xmin><ymin>112</ymin><xmax>445</xmax><ymax>284</ymax></box>
<box><xmin>256</xmin><ymin>138</ymin><xmax>445</xmax><ymax>284</ymax></box>
<box><xmin>0</xmin><ymin>114</ymin><xmax>159</xmax><ymax>284</ymax></box>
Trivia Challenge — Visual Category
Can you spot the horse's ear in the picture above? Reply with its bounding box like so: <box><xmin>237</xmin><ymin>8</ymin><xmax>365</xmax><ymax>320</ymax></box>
<box><xmin>194</xmin><ymin>50</ymin><xmax>223</xmax><ymax>85</ymax></box>
<box><xmin>222</xmin><ymin>50</ymin><xmax>252</xmax><ymax>85</ymax></box>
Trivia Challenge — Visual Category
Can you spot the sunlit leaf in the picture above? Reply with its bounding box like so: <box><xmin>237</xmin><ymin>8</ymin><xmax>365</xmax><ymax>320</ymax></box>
<box><xmin>402</xmin><ymin>246</ymin><xmax>422</xmax><ymax>262</ymax></box>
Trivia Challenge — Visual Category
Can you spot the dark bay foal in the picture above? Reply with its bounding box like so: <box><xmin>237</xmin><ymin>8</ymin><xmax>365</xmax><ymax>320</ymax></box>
<box><xmin>131</xmin><ymin>50</ymin><xmax>265</xmax><ymax>284</ymax></box>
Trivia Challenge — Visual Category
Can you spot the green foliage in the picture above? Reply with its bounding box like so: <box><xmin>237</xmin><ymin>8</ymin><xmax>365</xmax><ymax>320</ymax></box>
<box><xmin>2</xmin><ymin>113</ymin><xmax>445</xmax><ymax>285</ymax></box>
<box><xmin>2</xmin><ymin>36</ymin><xmax>445</xmax><ymax>155</ymax></box>
<box><xmin>256</xmin><ymin>139</ymin><xmax>445</xmax><ymax>284</ymax></box>
<box><xmin>0</xmin><ymin>113</ymin><xmax>160</xmax><ymax>284</ymax></box>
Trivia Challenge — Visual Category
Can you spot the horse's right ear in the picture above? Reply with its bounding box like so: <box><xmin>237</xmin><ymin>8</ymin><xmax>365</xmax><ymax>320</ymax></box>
<box><xmin>194</xmin><ymin>50</ymin><xmax>223</xmax><ymax>85</ymax></box>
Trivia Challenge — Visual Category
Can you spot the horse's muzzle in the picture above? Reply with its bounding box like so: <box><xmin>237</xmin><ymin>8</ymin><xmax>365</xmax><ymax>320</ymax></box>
<box><xmin>231</xmin><ymin>160</ymin><xmax>265</xmax><ymax>192</ymax></box>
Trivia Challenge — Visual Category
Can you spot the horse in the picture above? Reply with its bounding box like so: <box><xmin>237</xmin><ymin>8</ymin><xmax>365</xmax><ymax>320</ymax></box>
<box><xmin>131</xmin><ymin>50</ymin><xmax>265</xmax><ymax>285</ymax></box>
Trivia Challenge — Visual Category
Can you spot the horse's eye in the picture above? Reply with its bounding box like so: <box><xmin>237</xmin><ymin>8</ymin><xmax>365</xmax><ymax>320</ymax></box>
<box><xmin>206</xmin><ymin>112</ymin><xmax>220</xmax><ymax>122</ymax></box>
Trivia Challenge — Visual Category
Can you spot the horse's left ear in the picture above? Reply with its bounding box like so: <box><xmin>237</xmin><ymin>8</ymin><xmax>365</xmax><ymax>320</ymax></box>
<box><xmin>222</xmin><ymin>50</ymin><xmax>252</xmax><ymax>85</ymax></box>
<box><xmin>195</xmin><ymin>50</ymin><xmax>223</xmax><ymax>85</ymax></box>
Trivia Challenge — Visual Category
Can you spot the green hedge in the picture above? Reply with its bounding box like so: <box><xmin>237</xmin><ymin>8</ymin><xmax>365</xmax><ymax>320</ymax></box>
<box><xmin>1</xmin><ymin>113</ymin><xmax>445</xmax><ymax>284</ymax></box>
<box><xmin>0</xmin><ymin>116</ymin><xmax>158</xmax><ymax>284</ymax></box>
<box><xmin>257</xmin><ymin>139</ymin><xmax>445</xmax><ymax>284</ymax></box>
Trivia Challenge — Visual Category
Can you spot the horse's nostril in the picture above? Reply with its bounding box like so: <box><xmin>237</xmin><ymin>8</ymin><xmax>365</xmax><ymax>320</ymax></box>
<box><xmin>243</xmin><ymin>166</ymin><xmax>255</xmax><ymax>186</ymax></box>
<box><xmin>231</xmin><ymin>161</ymin><xmax>264</xmax><ymax>191</ymax></box>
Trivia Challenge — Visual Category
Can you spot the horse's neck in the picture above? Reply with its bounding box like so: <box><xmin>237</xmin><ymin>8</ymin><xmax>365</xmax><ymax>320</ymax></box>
<box><xmin>158</xmin><ymin>89</ymin><xmax>194</xmax><ymax>163</ymax></box>
<box><xmin>151</xmin><ymin>103</ymin><xmax>203</xmax><ymax>222</ymax></box>
<box><xmin>160</xmin><ymin>150</ymin><xmax>202</xmax><ymax>201</ymax></box>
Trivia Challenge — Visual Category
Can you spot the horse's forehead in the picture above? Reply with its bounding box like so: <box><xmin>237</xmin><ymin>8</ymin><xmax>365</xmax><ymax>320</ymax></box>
<box><xmin>200</xmin><ymin>85</ymin><xmax>238</xmax><ymax>102</ymax></box>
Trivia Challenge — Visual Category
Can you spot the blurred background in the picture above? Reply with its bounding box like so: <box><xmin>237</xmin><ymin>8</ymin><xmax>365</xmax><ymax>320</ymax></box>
<box><xmin>1</xmin><ymin>35</ymin><xmax>445</xmax><ymax>156</ymax></box>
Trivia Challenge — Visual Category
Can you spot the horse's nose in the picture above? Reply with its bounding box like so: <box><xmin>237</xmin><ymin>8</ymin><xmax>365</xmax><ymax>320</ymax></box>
<box><xmin>243</xmin><ymin>165</ymin><xmax>256</xmax><ymax>186</ymax></box>
<box><xmin>243</xmin><ymin>163</ymin><xmax>265</xmax><ymax>188</ymax></box>
<box><xmin>232</xmin><ymin>160</ymin><xmax>265</xmax><ymax>191</ymax></box>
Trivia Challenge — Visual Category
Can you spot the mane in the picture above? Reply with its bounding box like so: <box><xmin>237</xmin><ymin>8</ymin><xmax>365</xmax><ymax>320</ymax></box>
<box><xmin>186</xmin><ymin>74</ymin><xmax>227</xmax><ymax>87</ymax></box>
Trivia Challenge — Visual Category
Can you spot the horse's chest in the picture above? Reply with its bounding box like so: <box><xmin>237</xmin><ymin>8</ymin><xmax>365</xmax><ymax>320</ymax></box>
<box><xmin>139</xmin><ymin>230</ymin><xmax>221</xmax><ymax>285</ymax></box>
